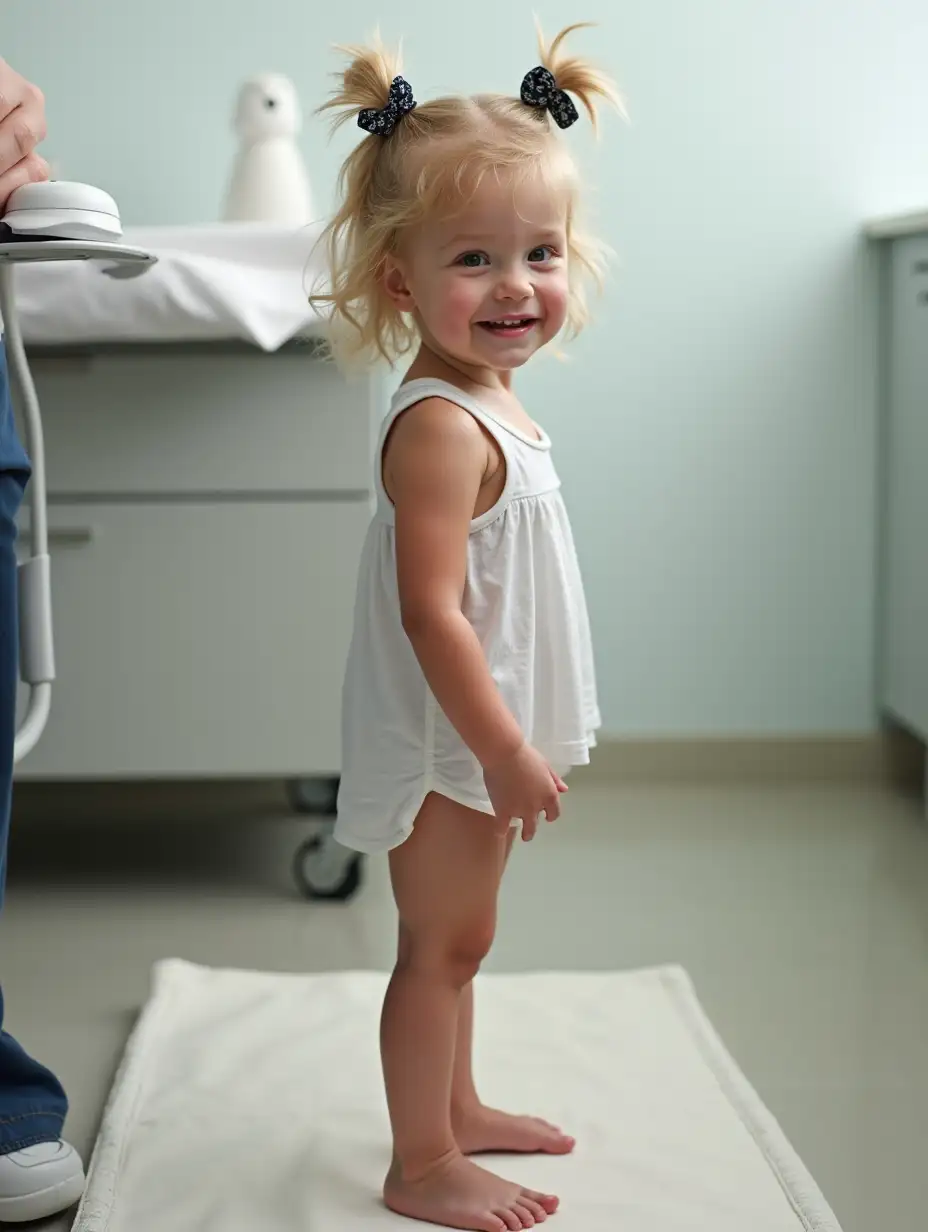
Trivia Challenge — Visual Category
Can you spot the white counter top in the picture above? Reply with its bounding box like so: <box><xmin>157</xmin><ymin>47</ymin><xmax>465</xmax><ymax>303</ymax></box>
<box><xmin>865</xmin><ymin>209</ymin><xmax>928</xmax><ymax>240</ymax></box>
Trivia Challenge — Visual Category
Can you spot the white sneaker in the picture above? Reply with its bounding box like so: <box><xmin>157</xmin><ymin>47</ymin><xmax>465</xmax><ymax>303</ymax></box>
<box><xmin>0</xmin><ymin>1140</ymin><xmax>85</xmax><ymax>1224</ymax></box>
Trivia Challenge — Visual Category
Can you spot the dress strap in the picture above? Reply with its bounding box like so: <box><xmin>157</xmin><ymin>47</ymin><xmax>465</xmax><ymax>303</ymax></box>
<box><xmin>384</xmin><ymin>379</ymin><xmax>506</xmax><ymax>442</ymax></box>
<box><xmin>389</xmin><ymin>378</ymin><xmax>550</xmax><ymax>450</ymax></box>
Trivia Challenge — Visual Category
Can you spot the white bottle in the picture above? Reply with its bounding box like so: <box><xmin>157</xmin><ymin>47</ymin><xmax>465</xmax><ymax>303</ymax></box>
<box><xmin>222</xmin><ymin>73</ymin><xmax>313</xmax><ymax>226</ymax></box>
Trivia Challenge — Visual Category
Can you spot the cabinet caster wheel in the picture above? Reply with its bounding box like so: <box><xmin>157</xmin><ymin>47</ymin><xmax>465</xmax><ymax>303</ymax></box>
<box><xmin>292</xmin><ymin>834</ymin><xmax>363</xmax><ymax>901</ymax></box>
<box><xmin>286</xmin><ymin>776</ymin><xmax>339</xmax><ymax>816</ymax></box>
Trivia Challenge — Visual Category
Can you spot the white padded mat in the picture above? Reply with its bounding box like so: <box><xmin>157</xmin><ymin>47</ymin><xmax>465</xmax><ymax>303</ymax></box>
<box><xmin>73</xmin><ymin>961</ymin><xmax>842</xmax><ymax>1232</ymax></box>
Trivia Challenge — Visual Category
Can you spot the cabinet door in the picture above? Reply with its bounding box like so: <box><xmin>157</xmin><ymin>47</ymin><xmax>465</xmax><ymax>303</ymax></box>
<box><xmin>882</xmin><ymin>237</ymin><xmax>928</xmax><ymax>736</ymax></box>
<box><xmin>15</xmin><ymin>501</ymin><xmax>368</xmax><ymax>779</ymax></box>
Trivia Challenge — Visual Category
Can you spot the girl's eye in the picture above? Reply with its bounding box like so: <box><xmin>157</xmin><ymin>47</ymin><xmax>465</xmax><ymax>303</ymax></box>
<box><xmin>528</xmin><ymin>245</ymin><xmax>556</xmax><ymax>264</ymax></box>
<box><xmin>457</xmin><ymin>252</ymin><xmax>489</xmax><ymax>268</ymax></box>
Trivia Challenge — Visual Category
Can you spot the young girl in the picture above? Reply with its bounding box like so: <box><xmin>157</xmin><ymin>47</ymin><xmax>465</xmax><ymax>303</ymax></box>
<box><xmin>315</xmin><ymin>23</ymin><xmax>617</xmax><ymax>1232</ymax></box>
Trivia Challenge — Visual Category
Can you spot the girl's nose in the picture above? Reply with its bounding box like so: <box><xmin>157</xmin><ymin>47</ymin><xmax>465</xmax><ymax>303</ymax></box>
<box><xmin>494</xmin><ymin>265</ymin><xmax>533</xmax><ymax>301</ymax></box>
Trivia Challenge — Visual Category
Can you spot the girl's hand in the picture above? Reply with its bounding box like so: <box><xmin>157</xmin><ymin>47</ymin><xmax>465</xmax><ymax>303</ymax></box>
<box><xmin>483</xmin><ymin>743</ymin><xmax>568</xmax><ymax>841</ymax></box>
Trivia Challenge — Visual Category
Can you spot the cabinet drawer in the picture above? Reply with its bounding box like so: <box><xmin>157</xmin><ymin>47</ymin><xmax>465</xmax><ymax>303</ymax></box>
<box><xmin>15</xmin><ymin>500</ymin><xmax>369</xmax><ymax>779</ymax></box>
<box><xmin>24</xmin><ymin>351</ymin><xmax>376</xmax><ymax>497</ymax></box>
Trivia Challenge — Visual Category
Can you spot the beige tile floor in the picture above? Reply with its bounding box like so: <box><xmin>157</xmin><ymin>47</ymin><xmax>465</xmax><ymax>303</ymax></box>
<box><xmin>2</xmin><ymin>778</ymin><xmax>927</xmax><ymax>1231</ymax></box>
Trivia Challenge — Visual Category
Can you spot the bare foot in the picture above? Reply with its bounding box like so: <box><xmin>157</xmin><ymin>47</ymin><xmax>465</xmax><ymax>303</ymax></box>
<box><xmin>454</xmin><ymin>1106</ymin><xmax>575</xmax><ymax>1156</ymax></box>
<box><xmin>384</xmin><ymin>1151</ymin><xmax>558</xmax><ymax>1231</ymax></box>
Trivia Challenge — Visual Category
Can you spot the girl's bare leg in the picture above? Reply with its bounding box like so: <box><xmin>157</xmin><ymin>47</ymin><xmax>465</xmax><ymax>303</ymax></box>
<box><xmin>382</xmin><ymin>793</ymin><xmax>558</xmax><ymax>1232</ymax></box>
<box><xmin>450</xmin><ymin>833</ymin><xmax>575</xmax><ymax>1157</ymax></box>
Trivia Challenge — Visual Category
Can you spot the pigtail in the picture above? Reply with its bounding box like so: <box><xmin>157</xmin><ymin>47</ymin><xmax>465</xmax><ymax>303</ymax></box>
<box><xmin>310</xmin><ymin>36</ymin><xmax>418</xmax><ymax>364</ymax></box>
<box><xmin>317</xmin><ymin>35</ymin><xmax>403</xmax><ymax>131</ymax></box>
<box><xmin>536</xmin><ymin>21</ymin><xmax>625</xmax><ymax>132</ymax></box>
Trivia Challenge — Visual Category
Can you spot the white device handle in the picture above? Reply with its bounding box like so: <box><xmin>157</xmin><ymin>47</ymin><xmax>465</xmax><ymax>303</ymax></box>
<box><xmin>1</xmin><ymin>184</ymin><xmax>155</xmax><ymax>765</ymax></box>
<box><xmin>0</xmin><ymin>262</ymin><xmax>55</xmax><ymax>764</ymax></box>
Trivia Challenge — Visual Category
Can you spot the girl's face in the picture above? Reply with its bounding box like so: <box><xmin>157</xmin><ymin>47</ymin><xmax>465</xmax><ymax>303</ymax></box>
<box><xmin>384</xmin><ymin>171</ymin><xmax>570</xmax><ymax>373</ymax></box>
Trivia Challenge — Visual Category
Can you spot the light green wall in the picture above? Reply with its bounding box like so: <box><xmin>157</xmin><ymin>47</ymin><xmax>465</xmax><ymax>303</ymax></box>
<box><xmin>5</xmin><ymin>0</ymin><xmax>928</xmax><ymax>735</ymax></box>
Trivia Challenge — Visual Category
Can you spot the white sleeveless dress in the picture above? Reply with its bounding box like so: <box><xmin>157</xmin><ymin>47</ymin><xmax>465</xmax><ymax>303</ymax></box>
<box><xmin>335</xmin><ymin>378</ymin><xmax>600</xmax><ymax>854</ymax></box>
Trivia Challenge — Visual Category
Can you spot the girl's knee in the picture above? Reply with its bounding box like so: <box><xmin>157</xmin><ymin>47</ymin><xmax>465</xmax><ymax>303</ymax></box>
<box><xmin>446</xmin><ymin>925</ymin><xmax>496</xmax><ymax>984</ymax></box>
<box><xmin>398</xmin><ymin>920</ymin><xmax>495</xmax><ymax>987</ymax></box>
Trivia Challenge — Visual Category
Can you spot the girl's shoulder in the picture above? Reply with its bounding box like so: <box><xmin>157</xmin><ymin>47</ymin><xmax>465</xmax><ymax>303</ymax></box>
<box><xmin>385</xmin><ymin>393</ymin><xmax>487</xmax><ymax>456</ymax></box>
<box><xmin>381</xmin><ymin>391</ymin><xmax>502</xmax><ymax>507</ymax></box>
<box><xmin>388</xmin><ymin>376</ymin><xmax>504</xmax><ymax>439</ymax></box>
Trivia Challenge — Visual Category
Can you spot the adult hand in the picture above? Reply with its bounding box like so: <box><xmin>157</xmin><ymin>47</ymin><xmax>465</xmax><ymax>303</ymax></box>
<box><xmin>0</xmin><ymin>59</ymin><xmax>49</xmax><ymax>213</ymax></box>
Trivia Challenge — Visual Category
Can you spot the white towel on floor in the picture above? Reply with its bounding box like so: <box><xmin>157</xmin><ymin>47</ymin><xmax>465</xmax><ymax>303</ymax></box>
<box><xmin>73</xmin><ymin>961</ymin><xmax>843</xmax><ymax>1232</ymax></box>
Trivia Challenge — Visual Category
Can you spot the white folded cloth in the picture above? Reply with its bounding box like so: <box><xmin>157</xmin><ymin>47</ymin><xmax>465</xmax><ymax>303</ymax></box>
<box><xmin>14</xmin><ymin>222</ymin><xmax>328</xmax><ymax>351</ymax></box>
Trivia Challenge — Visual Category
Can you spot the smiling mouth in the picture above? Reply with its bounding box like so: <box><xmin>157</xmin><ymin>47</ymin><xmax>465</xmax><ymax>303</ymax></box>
<box><xmin>477</xmin><ymin>316</ymin><xmax>539</xmax><ymax>336</ymax></box>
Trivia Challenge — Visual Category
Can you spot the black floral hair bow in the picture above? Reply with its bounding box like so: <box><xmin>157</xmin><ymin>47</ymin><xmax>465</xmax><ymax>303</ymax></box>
<box><xmin>357</xmin><ymin>75</ymin><xmax>417</xmax><ymax>138</ymax></box>
<box><xmin>520</xmin><ymin>65</ymin><xmax>579</xmax><ymax>130</ymax></box>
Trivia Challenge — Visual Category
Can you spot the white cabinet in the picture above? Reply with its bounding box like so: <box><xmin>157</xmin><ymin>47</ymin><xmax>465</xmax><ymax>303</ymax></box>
<box><xmin>14</xmin><ymin>343</ymin><xmax>376</xmax><ymax>782</ymax></box>
<box><xmin>880</xmin><ymin>235</ymin><xmax>928</xmax><ymax>741</ymax></box>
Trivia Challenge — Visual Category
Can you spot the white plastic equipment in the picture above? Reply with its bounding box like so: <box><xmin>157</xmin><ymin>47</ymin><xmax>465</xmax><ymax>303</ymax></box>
<box><xmin>0</xmin><ymin>181</ymin><xmax>155</xmax><ymax>763</ymax></box>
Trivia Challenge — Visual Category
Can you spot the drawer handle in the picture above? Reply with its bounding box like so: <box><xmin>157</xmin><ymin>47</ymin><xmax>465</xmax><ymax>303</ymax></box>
<box><xmin>48</xmin><ymin>526</ymin><xmax>95</xmax><ymax>547</ymax></box>
<box><xmin>914</xmin><ymin>259</ymin><xmax>928</xmax><ymax>275</ymax></box>
<box><xmin>19</xmin><ymin>517</ymin><xmax>96</xmax><ymax>547</ymax></box>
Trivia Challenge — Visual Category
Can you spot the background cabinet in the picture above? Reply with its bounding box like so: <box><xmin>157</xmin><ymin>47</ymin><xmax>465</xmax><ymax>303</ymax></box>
<box><xmin>880</xmin><ymin>235</ymin><xmax>928</xmax><ymax>748</ymax></box>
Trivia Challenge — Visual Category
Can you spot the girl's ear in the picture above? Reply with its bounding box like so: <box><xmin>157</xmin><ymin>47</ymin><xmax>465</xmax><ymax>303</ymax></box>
<box><xmin>383</xmin><ymin>255</ymin><xmax>417</xmax><ymax>312</ymax></box>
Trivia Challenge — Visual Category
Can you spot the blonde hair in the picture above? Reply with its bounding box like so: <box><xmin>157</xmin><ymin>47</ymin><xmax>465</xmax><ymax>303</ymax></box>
<box><xmin>311</xmin><ymin>22</ymin><xmax>622</xmax><ymax>365</ymax></box>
